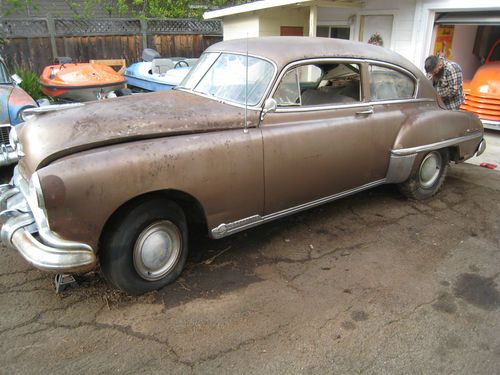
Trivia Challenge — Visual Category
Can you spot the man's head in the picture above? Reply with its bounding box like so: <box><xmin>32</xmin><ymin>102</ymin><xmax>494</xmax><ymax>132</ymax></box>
<box><xmin>425</xmin><ymin>55</ymin><xmax>444</xmax><ymax>77</ymax></box>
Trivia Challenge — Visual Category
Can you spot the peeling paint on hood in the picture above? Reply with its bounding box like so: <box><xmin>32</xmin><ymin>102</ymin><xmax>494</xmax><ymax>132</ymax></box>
<box><xmin>18</xmin><ymin>90</ymin><xmax>258</xmax><ymax>172</ymax></box>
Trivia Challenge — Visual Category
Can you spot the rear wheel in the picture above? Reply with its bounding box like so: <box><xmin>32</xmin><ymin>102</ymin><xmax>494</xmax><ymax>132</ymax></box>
<box><xmin>398</xmin><ymin>149</ymin><xmax>449</xmax><ymax>200</ymax></box>
<box><xmin>100</xmin><ymin>198</ymin><xmax>188</xmax><ymax>294</ymax></box>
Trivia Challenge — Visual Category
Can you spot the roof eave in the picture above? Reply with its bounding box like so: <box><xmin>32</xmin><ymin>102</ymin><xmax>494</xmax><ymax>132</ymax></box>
<box><xmin>203</xmin><ymin>0</ymin><xmax>313</xmax><ymax>20</ymax></box>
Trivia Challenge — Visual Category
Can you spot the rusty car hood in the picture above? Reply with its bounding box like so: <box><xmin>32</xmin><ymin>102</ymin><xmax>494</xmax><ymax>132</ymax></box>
<box><xmin>18</xmin><ymin>90</ymin><xmax>257</xmax><ymax>171</ymax></box>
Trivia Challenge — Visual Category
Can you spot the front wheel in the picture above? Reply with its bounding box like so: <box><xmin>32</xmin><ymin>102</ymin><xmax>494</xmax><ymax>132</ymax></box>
<box><xmin>100</xmin><ymin>198</ymin><xmax>188</xmax><ymax>294</ymax></box>
<box><xmin>398</xmin><ymin>149</ymin><xmax>449</xmax><ymax>200</ymax></box>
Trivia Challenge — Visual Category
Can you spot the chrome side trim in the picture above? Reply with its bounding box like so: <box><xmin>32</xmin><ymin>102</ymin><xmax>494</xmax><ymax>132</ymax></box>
<box><xmin>385</xmin><ymin>153</ymin><xmax>417</xmax><ymax>184</ymax></box>
<box><xmin>21</xmin><ymin>103</ymin><xmax>84</xmax><ymax>121</ymax></box>
<box><xmin>391</xmin><ymin>133</ymin><xmax>483</xmax><ymax>156</ymax></box>
<box><xmin>274</xmin><ymin>98</ymin><xmax>435</xmax><ymax>114</ymax></box>
<box><xmin>211</xmin><ymin>179</ymin><xmax>386</xmax><ymax>239</ymax></box>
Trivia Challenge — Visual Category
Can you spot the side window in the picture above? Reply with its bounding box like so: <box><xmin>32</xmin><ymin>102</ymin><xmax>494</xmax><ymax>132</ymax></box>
<box><xmin>273</xmin><ymin>62</ymin><xmax>361</xmax><ymax>107</ymax></box>
<box><xmin>369</xmin><ymin>65</ymin><xmax>415</xmax><ymax>101</ymax></box>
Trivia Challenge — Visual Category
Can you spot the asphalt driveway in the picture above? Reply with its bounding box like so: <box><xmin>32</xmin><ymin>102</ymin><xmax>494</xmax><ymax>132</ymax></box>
<box><xmin>0</xmin><ymin>162</ymin><xmax>499</xmax><ymax>374</ymax></box>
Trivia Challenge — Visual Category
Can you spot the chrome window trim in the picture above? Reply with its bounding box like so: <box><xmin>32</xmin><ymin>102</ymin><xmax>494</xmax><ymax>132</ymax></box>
<box><xmin>273</xmin><ymin>98</ymin><xmax>435</xmax><ymax>114</ymax></box>
<box><xmin>391</xmin><ymin>132</ymin><xmax>483</xmax><ymax>156</ymax></box>
<box><xmin>364</xmin><ymin>59</ymin><xmax>419</xmax><ymax>100</ymax></box>
<box><xmin>176</xmin><ymin>51</ymin><xmax>278</xmax><ymax>110</ymax></box>
<box><xmin>267</xmin><ymin>57</ymin><xmax>424</xmax><ymax>114</ymax></box>
<box><xmin>211</xmin><ymin>178</ymin><xmax>386</xmax><ymax>239</ymax></box>
<box><xmin>269</xmin><ymin>58</ymin><xmax>365</xmax><ymax>109</ymax></box>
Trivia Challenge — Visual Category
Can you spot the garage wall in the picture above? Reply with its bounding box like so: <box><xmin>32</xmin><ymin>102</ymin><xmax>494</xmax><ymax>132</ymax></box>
<box><xmin>223</xmin><ymin>13</ymin><xmax>260</xmax><ymax>40</ymax></box>
<box><xmin>412</xmin><ymin>0</ymin><xmax>500</xmax><ymax>70</ymax></box>
<box><xmin>259</xmin><ymin>7</ymin><xmax>309</xmax><ymax>37</ymax></box>
<box><xmin>451</xmin><ymin>25</ymin><xmax>481</xmax><ymax>80</ymax></box>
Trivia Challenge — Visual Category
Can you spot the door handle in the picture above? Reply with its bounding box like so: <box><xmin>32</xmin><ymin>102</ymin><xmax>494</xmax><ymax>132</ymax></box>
<box><xmin>356</xmin><ymin>106</ymin><xmax>374</xmax><ymax>116</ymax></box>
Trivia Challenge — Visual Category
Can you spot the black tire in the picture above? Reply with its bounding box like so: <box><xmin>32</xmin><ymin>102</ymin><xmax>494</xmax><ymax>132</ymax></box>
<box><xmin>100</xmin><ymin>198</ymin><xmax>188</xmax><ymax>294</ymax></box>
<box><xmin>115</xmin><ymin>88</ymin><xmax>133</xmax><ymax>96</ymax></box>
<box><xmin>398</xmin><ymin>149</ymin><xmax>449</xmax><ymax>200</ymax></box>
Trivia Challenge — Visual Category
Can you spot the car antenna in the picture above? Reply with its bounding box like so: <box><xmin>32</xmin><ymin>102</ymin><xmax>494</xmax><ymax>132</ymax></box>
<box><xmin>244</xmin><ymin>34</ymin><xmax>249</xmax><ymax>134</ymax></box>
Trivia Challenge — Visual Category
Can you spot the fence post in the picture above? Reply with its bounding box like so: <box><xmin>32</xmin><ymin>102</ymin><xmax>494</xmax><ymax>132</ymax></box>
<box><xmin>46</xmin><ymin>16</ymin><xmax>58</xmax><ymax>59</ymax></box>
<box><xmin>140</xmin><ymin>19</ymin><xmax>148</xmax><ymax>50</ymax></box>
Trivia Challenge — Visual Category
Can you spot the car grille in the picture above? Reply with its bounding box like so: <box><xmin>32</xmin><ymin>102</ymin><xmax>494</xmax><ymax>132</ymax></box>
<box><xmin>0</xmin><ymin>125</ymin><xmax>11</xmax><ymax>146</ymax></box>
<box><xmin>461</xmin><ymin>93</ymin><xmax>500</xmax><ymax>122</ymax></box>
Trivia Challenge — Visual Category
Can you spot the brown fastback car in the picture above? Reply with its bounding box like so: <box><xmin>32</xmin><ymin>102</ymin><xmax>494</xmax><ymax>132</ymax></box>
<box><xmin>0</xmin><ymin>37</ymin><xmax>486</xmax><ymax>294</ymax></box>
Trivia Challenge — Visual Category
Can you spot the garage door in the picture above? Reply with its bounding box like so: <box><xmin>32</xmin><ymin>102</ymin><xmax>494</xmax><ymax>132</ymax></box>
<box><xmin>435</xmin><ymin>11</ymin><xmax>500</xmax><ymax>25</ymax></box>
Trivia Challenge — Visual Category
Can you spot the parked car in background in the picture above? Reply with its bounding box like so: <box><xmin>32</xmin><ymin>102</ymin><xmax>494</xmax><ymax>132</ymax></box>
<box><xmin>461</xmin><ymin>39</ymin><xmax>500</xmax><ymax>130</ymax></box>
<box><xmin>0</xmin><ymin>37</ymin><xmax>486</xmax><ymax>294</ymax></box>
<box><xmin>0</xmin><ymin>55</ymin><xmax>37</xmax><ymax>166</ymax></box>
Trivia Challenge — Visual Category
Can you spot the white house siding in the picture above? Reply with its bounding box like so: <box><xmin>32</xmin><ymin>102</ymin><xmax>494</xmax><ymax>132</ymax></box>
<box><xmin>258</xmin><ymin>7</ymin><xmax>310</xmax><ymax>37</ymax></box>
<box><xmin>318</xmin><ymin>0</ymin><xmax>417</xmax><ymax>63</ymax></box>
<box><xmin>223</xmin><ymin>13</ymin><xmax>260</xmax><ymax>40</ymax></box>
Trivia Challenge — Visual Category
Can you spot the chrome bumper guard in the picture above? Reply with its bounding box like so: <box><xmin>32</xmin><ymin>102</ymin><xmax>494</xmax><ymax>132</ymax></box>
<box><xmin>0</xmin><ymin>182</ymin><xmax>96</xmax><ymax>273</ymax></box>
<box><xmin>476</xmin><ymin>139</ymin><xmax>486</xmax><ymax>157</ymax></box>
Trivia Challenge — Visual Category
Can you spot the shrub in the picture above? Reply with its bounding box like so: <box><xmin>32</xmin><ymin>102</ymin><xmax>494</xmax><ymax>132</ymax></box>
<box><xmin>14</xmin><ymin>66</ymin><xmax>43</xmax><ymax>101</ymax></box>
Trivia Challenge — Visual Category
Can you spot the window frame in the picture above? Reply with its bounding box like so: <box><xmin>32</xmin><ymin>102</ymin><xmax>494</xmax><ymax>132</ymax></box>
<box><xmin>176</xmin><ymin>51</ymin><xmax>278</xmax><ymax>110</ymax></box>
<box><xmin>367</xmin><ymin>62</ymin><xmax>418</xmax><ymax>102</ymax></box>
<box><xmin>268</xmin><ymin>58</ymin><xmax>423</xmax><ymax>113</ymax></box>
<box><xmin>269</xmin><ymin>58</ymin><xmax>366</xmax><ymax>112</ymax></box>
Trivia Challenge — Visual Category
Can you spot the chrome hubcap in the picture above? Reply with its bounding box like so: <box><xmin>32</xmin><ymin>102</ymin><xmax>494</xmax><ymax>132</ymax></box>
<box><xmin>419</xmin><ymin>152</ymin><xmax>442</xmax><ymax>188</ymax></box>
<box><xmin>133</xmin><ymin>220</ymin><xmax>181</xmax><ymax>281</ymax></box>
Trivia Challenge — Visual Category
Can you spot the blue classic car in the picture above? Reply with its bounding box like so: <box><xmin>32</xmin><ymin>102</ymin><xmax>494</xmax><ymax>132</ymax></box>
<box><xmin>0</xmin><ymin>56</ymin><xmax>37</xmax><ymax>166</ymax></box>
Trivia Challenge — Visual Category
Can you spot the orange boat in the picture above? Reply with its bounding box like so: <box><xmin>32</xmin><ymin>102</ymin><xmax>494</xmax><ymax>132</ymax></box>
<box><xmin>461</xmin><ymin>40</ymin><xmax>500</xmax><ymax>130</ymax></box>
<box><xmin>40</xmin><ymin>62</ymin><xmax>126</xmax><ymax>102</ymax></box>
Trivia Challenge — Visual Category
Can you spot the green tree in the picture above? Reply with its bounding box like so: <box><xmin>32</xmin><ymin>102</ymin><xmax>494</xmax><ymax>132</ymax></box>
<box><xmin>1</xmin><ymin>0</ymin><xmax>254</xmax><ymax>18</ymax></box>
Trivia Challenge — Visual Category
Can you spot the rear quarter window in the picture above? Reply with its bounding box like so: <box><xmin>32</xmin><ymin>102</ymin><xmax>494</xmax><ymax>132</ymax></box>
<box><xmin>369</xmin><ymin>65</ymin><xmax>415</xmax><ymax>101</ymax></box>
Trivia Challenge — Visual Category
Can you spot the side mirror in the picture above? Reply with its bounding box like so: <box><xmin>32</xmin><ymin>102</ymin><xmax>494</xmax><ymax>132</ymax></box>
<box><xmin>261</xmin><ymin>97</ymin><xmax>277</xmax><ymax>120</ymax></box>
<box><xmin>11</xmin><ymin>74</ymin><xmax>22</xmax><ymax>85</ymax></box>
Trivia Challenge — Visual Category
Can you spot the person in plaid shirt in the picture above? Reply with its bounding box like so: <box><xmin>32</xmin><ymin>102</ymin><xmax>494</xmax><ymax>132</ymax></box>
<box><xmin>424</xmin><ymin>55</ymin><xmax>464</xmax><ymax>110</ymax></box>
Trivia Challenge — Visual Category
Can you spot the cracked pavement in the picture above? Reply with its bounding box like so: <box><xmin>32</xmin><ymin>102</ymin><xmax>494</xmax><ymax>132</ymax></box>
<box><xmin>0</xmin><ymin>163</ymin><xmax>499</xmax><ymax>374</ymax></box>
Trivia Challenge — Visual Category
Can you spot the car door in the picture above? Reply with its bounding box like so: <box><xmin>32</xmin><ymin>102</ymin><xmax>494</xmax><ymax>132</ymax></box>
<box><xmin>260</xmin><ymin>59</ymin><xmax>380</xmax><ymax>214</ymax></box>
<box><xmin>365</xmin><ymin>62</ymin><xmax>420</xmax><ymax>180</ymax></box>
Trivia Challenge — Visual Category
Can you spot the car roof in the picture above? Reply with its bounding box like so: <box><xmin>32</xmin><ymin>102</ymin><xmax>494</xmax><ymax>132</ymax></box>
<box><xmin>206</xmin><ymin>37</ymin><xmax>421</xmax><ymax>77</ymax></box>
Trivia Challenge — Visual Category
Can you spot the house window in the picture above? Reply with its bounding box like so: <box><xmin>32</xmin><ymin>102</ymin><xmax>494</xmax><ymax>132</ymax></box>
<box><xmin>316</xmin><ymin>26</ymin><xmax>350</xmax><ymax>40</ymax></box>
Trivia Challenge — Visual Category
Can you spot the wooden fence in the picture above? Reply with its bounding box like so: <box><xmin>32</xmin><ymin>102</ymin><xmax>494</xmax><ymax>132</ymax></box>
<box><xmin>0</xmin><ymin>18</ymin><xmax>223</xmax><ymax>73</ymax></box>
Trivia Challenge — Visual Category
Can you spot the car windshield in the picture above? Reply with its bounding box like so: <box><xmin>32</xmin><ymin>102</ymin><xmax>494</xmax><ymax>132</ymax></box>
<box><xmin>0</xmin><ymin>62</ymin><xmax>12</xmax><ymax>84</ymax></box>
<box><xmin>178</xmin><ymin>52</ymin><xmax>275</xmax><ymax>106</ymax></box>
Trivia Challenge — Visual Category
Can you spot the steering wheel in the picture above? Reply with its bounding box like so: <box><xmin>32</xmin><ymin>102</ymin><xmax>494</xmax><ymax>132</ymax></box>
<box><xmin>174</xmin><ymin>60</ymin><xmax>189</xmax><ymax>69</ymax></box>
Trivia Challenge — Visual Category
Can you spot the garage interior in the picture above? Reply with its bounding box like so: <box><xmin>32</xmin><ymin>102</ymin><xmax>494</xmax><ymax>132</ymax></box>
<box><xmin>431</xmin><ymin>11</ymin><xmax>500</xmax><ymax>80</ymax></box>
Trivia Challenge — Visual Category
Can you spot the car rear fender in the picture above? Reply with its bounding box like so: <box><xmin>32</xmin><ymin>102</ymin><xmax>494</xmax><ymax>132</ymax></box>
<box><xmin>386</xmin><ymin>109</ymin><xmax>483</xmax><ymax>183</ymax></box>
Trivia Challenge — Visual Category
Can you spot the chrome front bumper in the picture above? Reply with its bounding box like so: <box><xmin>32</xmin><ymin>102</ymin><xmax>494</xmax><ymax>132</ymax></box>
<box><xmin>0</xmin><ymin>124</ymin><xmax>19</xmax><ymax>167</ymax></box>
<box><xmin>0</xmin><ymin>181</ymin><xmax>96</xmax><ymax>273</ymax></box>
<box><xmin>481</xmin><ymin>119</ymin><xmax>500</xmax><ymax>130</ymax></box>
